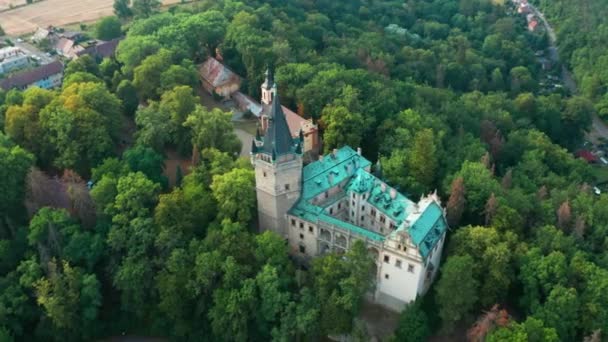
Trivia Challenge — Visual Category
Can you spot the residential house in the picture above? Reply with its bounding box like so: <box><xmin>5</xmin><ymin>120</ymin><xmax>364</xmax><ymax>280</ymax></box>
<box><xmin>0</xmin><ymin>61</ymin><xmax>63</xmax><ymax>91</ymax></box>
<box><xmin>0</xmin><ymin>47</ymin><xmax>29</xmax><ymax>74</ymax></box>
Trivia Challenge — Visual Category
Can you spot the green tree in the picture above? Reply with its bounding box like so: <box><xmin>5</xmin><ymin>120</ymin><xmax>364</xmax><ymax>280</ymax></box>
<box><xmin>34</xmin><ymin>259</ymin><xmax>101</xmax><ymax>339</ymax></box>
<box><xmin>487</xmin><ymin>317</ymin><xmax>559</xmax><ymax>342</ymax></box>
<box><xmin>116</xmin><ymin>80</ymin><xmax>139</xmax><ymax>116</ymax></box>
<box><xmin>123</xmin><ymin>145</ymin><xmax>167</xmax><ymax>188</ymax></box>
<box><xmin>132</xmin><ymin>0</ymin><xmax>160</xmax><ymax>18</ymax></box>
<box><xmin>391</xmin><ymin>300</ymin><xmax>430</xmax><ymax>342</ymax></box>
<box><xmin>184</xmin><ymin>106</ymin><xmax>241</xmax><ymax>156</ymax></box>
<box><xmin>0</xmin><ymin>136</ymin><xmax>35</xmax><ymax>235</ymax></box>
<box><xmin>320</xmin><ymin>104</ymin><xmax>365</xmax><ymax>153</ymax></box>
<box><xmin>408</xmin><ymin>128</ymin><xmax>438</xmax><ymax>190</ymax></box>
<box><xmin>436</xmin><ymin>255</ymin><xmax>478</xmax><ymax>332</ymax></box>
<box><xmin>210</xmin><ymin>168</ymin><xmax>255</xmax><ymax>223</ymax></box>
<box><xmin>113</xmin><ymin>0</ymin><xmax>132</xmax><ymax>18</ymax></box>
<box><xmin>133</xmin><ymin>49</ymin><xmax>173</xmax><ymax>100</ymax></box>
<box><xmin>134</xmin><ymin>102</ymin><xmax>172</xmax><ymax>152</ymax></box>
<box><xmin>64</xmin><ymin>55</ymin><xmax>100</xmax><ymax>78</ymax></box>
<box><xmin>96</xmin><ymin>16</ymin><xmax>122</xmax><ymax>41</ymax></box>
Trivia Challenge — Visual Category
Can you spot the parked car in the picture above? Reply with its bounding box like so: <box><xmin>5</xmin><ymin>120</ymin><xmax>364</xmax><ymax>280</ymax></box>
<box><xmin>594</xmin><ymin>186</ymin><xmax>602</xmax><ymax>196</ymax></box>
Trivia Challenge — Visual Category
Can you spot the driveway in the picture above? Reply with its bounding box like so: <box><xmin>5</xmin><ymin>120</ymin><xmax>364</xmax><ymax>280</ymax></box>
<box><xmin>234</xmin><ymin>127</ymin><xmax>254</xmax><ymax>158</ymax></box>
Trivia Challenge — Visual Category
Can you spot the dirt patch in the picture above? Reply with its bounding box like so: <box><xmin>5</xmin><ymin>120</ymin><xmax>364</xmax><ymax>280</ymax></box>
<box><xmin>0</xmin><ymin>0</ymin><xmax>181</xmax><ymax>35</ymax></box>
<box><xmin>163</xmin><ymin>149</ymin><xmax>192</xmax><ymax>187</ymax></box>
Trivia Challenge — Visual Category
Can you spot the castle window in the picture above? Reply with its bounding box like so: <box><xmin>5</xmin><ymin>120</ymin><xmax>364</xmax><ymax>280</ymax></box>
<box><xmin>363</xmin><ymin>194</ymin><xmax>366</xmax><ymax>200</ymax></box>
<box><xmin>285</xmin><ymin>184</ymin><xmax>290</xmax><ymax>190</ymax></box>
<box><xmin>309</xmin><ymin>226</ymin><xmax>313</xmax><ymax>233</ymax></box>
<box><xmin>325</xmin><ymin>192</ymin><xmax>328</xmax><ymax>199</ymax></box>
<box><xmin>380</xmin><ymin>227</ymin><xmax>384</xmax><ymax>233</ymax></box>
<box><xmin>351</xmin><ymin>210</ymin><xmax>355</xmax><ymax>217</ymax></box>
<box><xmin>361</xmin><ymin>206</ymin><xmax>365</xmax><ymax>212</ymax></box>
<box><xmin>299</xmin><ymin>222</ymin><xmax>304</xmax><ymax>229</ymax></box>
<box><xmin>338</xmin><ymin>203</ymin><xmax>341</xmax><ymax>209</ymax></box>
<box><xmin>396</xmin><ymin>260</ymin><xmax>402</xmax><ymax>268</ymax></box>
<box><xmin>352</xmin><ymin>200</ymin><xmax>355</xmax><ymax>206</ymax></box>
<box><xmin>263</xmin><ymin>171</ymin><xmax>267</xmax><ymax>177</ymax></box>
<box><xmin>299</xmin><ymin>245</ymin><xmax>306</xmax><ymax>254</ymax></box>
<box><xmin>299</xmin><ymin>233</ymin><xmax>304</xmax><ymax>240</ymax></box>
<box><xmin>361</xmin><ymin>216</ymin><xmax>364</xmax><ymax>222</ymax></box>
<box><xmin>385</xmin><ymin>274</ymin><xmax>390</xmax><ymax>280</ymax></box>
<box><xmin>408</xmin><ymin>264</ymin><xmax>415</xmax><ymax>273</ymax></box>
<box><xmin>380</xmin><ymin>215</ymin><xmax>386</xmax><ymax>223</ymax></box>
<box><xmin>371</xmin><ymin>209</ymin><xmax>376</xmax><ymax>217</ymax></box>
<box><xmin>384</xmin><ymin>255</ymin><xmax>390</xmax><ymax>263</ymax></box>
<box><xmin>291</xmin><ymin>219</ymin><xmax>295</xmax><ymax>226</ymax></box>
<box><xmin>352</xmin><ymin>193</ymin><xmax>355</xmax><ymax>199</ymax></box>
<box><xmin>389</xmin><ymin>222</ymin><xmax>396</xmax><ymax>230</ymax></box>
<box><xmin>329</xmin><ymin>208</ymin><xmax>333</xmax><ymax>215</ymax></box>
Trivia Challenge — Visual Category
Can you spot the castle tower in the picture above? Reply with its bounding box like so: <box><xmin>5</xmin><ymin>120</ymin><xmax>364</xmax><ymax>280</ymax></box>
<box><xmin>261</xmin><ymin>68</ymin><xmax>274</xmax><ymax>105</ymax></box>
<box><xmin>251</xmin><ymin>91</ymin><xmax>303</xmax><ymax>237</ymax></box>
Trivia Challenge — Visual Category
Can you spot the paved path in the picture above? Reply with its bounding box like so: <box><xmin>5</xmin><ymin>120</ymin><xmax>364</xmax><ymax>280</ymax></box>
<box><xmin>234</xmin><ymin>127</ymin><xmax>254</xmax><ymax>158</ymax></box>
<box><xmin>527</xmin><ymin>1</ymin><xmax>608</xmax><ymax>141</ymax></box>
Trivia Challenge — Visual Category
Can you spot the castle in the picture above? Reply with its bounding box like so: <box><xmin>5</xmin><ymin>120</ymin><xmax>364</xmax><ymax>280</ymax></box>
<box><xmin>250</xmin><ymin>75</ymin><xmax>448</xmax><ymax>312</ymax></box>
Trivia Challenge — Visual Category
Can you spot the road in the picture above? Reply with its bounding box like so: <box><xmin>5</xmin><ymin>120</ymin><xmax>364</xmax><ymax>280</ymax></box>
<box><xmin>527</xmin><ymin>2</ymin><xmax>608</xmax><ymax>141</ymax></box>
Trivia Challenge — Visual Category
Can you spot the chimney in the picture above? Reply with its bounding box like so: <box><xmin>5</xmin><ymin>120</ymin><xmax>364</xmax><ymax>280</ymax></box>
<box><xmin>328</xmin><ymin>173</ymin><xmax>334</xmax><ymax>184</ymax></box>
<box><xmin>332</xmin><ymin>148</ymin><xmax>338</xmax><ymax>158</ymax></box>
<box><xmin>319</xmin><ymin>155</ymin><xmax>324</xmax><ymax>161</ymax></box>
<box><xmin>390</xmin><ymin>188</ymin><xmax>397</xmax><ymax>199</ymax></box>
<box><xmin>357</xmin><ymin>147</ymin><xmax>362</xmax><ymax>155</ymax></box>
<box><xmin>380</xmin><ymin>183</ymin><xmax>386</xmax><ymax>192</ymax></box>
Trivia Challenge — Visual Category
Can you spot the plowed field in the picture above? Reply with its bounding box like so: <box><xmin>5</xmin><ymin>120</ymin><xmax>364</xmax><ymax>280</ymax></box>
<box><xmin>0</xmin><ymin>0</ymin><xmax>180</xmax><ymax>35</ymax></box>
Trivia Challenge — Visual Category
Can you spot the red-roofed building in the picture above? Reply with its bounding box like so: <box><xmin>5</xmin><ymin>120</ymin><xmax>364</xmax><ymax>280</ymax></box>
<box><xmin>528</xmin><ymin>19</ymin><xmax>539</xmax><ymax>32</ymax></box>
<box><xmin>198</xmin><ymin>57</ymin><xmax>241</xmax><ymax>98</ymax></box>
<box><xmin>575</xmin><ymin>150</ymin><xmax>598</xmax><ymax>163</ymax></box>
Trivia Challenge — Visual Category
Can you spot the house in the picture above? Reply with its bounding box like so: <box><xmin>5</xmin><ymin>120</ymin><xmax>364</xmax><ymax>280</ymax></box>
<box><xmin>198</xmin><ymin>57</ymin><xmax>241</xmax><ymax>97</ymax></box>
<box><xmin>75</xmin><ymin>39</ymin><xmax>120</xmax><ymax>59</ymax></box>
<box><xmin>0</xmin><ymin>61</ymin><xmax>63</xmax><ymax>91</ymax></box>
<box><xmin>251</xmin><ymin>97</ymin><xmax>448</xmax><ymax>312</ymax></box>
<box><xmin>0</xmin><ymin>47</ymin><xmax>29</xmax><ymax>74</ymax></box>
<box><xmin>528</xmin><ymin>19</ymin><xmax>539</xmax><ymax>32</ymax></box>
<box><xmin>31</xmin><ymin>27</ymin><xmax>51</xmax><ymax>43</ymax></box>
<box><xmin>575</xmin><ymin>150</ymin><xmax>599</xmax><ymax>164</ymax></box>
<box><xmin>55</xmin><ymin>37</ymin><xmax>77</xmax><ymax>58</ymax></box>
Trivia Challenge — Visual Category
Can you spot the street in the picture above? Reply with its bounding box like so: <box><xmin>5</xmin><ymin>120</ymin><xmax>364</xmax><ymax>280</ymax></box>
<box><xmin>526</xmin><ymin>1</ymin><xmax>608</xmax><ymax>142</ymax></box>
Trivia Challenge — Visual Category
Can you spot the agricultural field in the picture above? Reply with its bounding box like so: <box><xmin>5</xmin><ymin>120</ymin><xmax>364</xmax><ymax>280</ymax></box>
<box><xmin>0</xmin><ymin>0</ymin><xmax>181</xmax><ymax>35</ymax></box>
<box><xmin>0</xmin><ymin>0</ymin><xmax>24</xmax><ymax>11</ymax></box>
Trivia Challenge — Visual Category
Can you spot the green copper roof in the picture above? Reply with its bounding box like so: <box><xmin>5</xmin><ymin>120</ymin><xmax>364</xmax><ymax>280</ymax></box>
<box><xmin>288</xmin><ymin>145</ymin><xmax>446</xmax><ymax>258</ymax></box>
<box><xmin>346</xmin><ymin>168</ymin><xmax>413</xmax><ymax>224</ymax></box>
<box><xmin>301</xmin><ymin>146</ymin><xmax>372</xmax><ymax>200</ymax></box>
<box><xmin>403</xmin><ymin>202</ymin><xmax>447</xmax><ymax>258</ymax></box>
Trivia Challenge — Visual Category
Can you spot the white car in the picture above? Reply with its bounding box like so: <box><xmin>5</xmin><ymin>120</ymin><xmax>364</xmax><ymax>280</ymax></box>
<box><xmin>16</xmin><ymin>38</ymin><xmax>23</xmax><ymax>43</ymax></box>
<box><xmin>594</xmin><ymin>187</ymin><xmax>602</xmax><ymax>196</ymax></box>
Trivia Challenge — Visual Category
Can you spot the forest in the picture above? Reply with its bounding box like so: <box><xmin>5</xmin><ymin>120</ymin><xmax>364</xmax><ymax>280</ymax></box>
<box><xmin>532</xmin><ymin>0</ymin><xmax>608</xmax><ymax>119</ymax></box>
<box><xmin>0</xmin><ymin>0</ymin><xmax>606</xmax><ymax>341</ymax></box>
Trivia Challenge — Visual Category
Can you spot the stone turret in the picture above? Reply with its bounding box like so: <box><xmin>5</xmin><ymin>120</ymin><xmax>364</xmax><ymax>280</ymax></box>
<box><xmin>252</xmin><ymin>91</ymin><xmax>303</xmax><ymax>237</ymax></box>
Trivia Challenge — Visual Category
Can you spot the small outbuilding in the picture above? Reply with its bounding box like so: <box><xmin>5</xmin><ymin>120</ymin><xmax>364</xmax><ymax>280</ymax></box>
<box><xmin>198</xmin><ymin>57</ymin><xmax>241</xmax><ymax>98</ymax></box>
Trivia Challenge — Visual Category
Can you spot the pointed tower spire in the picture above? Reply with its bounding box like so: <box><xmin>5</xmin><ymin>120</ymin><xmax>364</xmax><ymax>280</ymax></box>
<box><xmin>262</xmin><ymin>67</ymin><xmax>274</xmax><ymax>90</ymax></box>
<box><xmin>262</xmin><ymin>91</ymin><xmax>295</xmax><ymax>157</ymax></box>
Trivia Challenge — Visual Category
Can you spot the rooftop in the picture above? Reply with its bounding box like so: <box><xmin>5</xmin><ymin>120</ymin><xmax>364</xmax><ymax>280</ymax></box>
<box><xmin>401</xmin><ymin>202</ymin><xmax>446</xmax><ymax>258</ymax></box>
<box><xmin>289</xmin><ymin>146</ymin><xmax>447</xmax><ymax>259</ymax></box>
<box><xmin>199</xmin><ymin>57</ymin><xmax>240</xmax><ymax>88</ymax></box>
<box><xmin>0</xmin><ymin>61</ymin><xmax>63</xmax><ymax>90</ymax></box>
<box><xmin>301</xmin><ymin>146</ymin><xmax>372</xmax><ymax>200</ymax></box>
